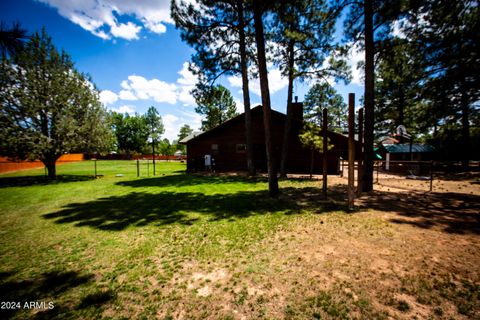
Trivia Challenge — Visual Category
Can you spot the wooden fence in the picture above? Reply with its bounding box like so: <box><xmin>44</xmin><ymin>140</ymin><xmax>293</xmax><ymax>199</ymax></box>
<box><xmin>0</xmin><ymin>154</ymin><xmax>84</xmax><ymax>174</ymax></box>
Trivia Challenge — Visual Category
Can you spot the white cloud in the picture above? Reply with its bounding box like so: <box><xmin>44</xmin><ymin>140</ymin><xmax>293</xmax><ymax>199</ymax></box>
<box><xmin>143</xmin><ymin>20</ymin><xmax>167</xmax><ymax>34</ymax></box>
<box><xmin>162</xmin><ymin>111</ymin><xmax>202</xmax><ymax>142</ymax></box>
<box><xmin>180</xmin><ymin>110</ymin><xmax>202</xmax><ymax>130</ymax></box>
<box><xmin>162</xmin><ymin>114</ymin><xmax>180</xmax><ymax>141</ymax></box>
<box><xmin>37</xmin><ymin>0</ymin><xmax>171</xmax><ymax>40</ymax></box>
<box><xmin>348</xmin><ymin>44</ymin><xmax>364</xmax><ymax>86</ymax></box>
<box><xmin>120</xmin><ymin>75</ymin><xmax>177</xmax><ymax>104</ymax></box>
<box><xmin>234</xmin><ymin>98</ymin><xmax>244</xmax><ymax>114</ymax></box>
<box><xmin>104</xmin><ymin>62</ymin><xmax>200</xmax><ymax>108</ymax></box>
<box><xmin>70</xmin><ymin>13</ymin><xmax>108</xmax><ymax>39</ymax></box>
<box><xmin>176</xmin><ymin>62</ymin><xmax>198</xmax><ymax>106</ymax></box>
<box><xmin>178</xmin><ymin>86</ymin><xmax>196</xmax><ymax>106</ymax></box>
<box><xmin>121</xmin><ymin>80</ymin><xmax>131</xmax><ymax>90</ymax></box>
<box><xmin>228</xmin><ymin>66</ymin><xmax>288</xmax><ymax>97</ymax></box>
<box><xmin>164</xmin><ymin>114</ymin><xmax>179</xmax><ymax>123</ymax></box>
<box><xmin>266</xmin><ymin>68</ymin><xmax>289</xmax><ymax>94</ymax></box>
<box><xmin>99</xmin><ymin>90</ymin><xmax>118</xmax><ymax>105</ymax></box>
<box><xmin>118</xmin><ymin>89</ymin><xmax>138</xmax><ymax>101</ymax></box>
<box><xmin>110</xmin><ymin>105</ymin><xmax>135</xmax><ymax>115</ymax></box>
<box><xmin>110</xmin><ymin>22</ymin><xmax>142</xmax><ymax>40</ymax></box>
<box><xmin>228</xmin><ymin>76</ymin><xmax>243</xmax><ymax>90</ymax></box>
<box><xmin>177</xmin><ymin>62</ymin><xmax>197</xmax><ymax>86</ymax></box>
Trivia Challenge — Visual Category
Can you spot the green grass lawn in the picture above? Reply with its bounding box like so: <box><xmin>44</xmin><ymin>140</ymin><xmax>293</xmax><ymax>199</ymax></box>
<box><xmin>0</xmin><ymin>161</ymin><xmax>335</xmax><ymax>319</ymax></box>
<box><xmin>1</xmin><ymin>161</ymin><xmax>478</xmax><ymax>319</ymax></box>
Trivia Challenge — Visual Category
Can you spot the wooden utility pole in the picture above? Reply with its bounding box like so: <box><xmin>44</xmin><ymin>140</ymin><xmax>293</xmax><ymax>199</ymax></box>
<box><xmin>357</xmin><ymin>108</ymin><xmax>363</xmax><ymax>196</ymax></box>
<box><xmin>348</xmin><ymin>94</ymin><xmax>355</xmax><ymax>210</ymax></box>
<box><xmin>322</xmin><ymin>108</ymin><xmax>328</xmax><ymax>199</ymax></box>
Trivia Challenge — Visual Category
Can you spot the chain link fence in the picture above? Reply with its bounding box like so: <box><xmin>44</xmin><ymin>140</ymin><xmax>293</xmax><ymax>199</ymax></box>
<box><xmin>339</xmin><ymin>160</ymin><xmax>480</xmax><ymax>193</ymax></box>
<box><xmin>373</xmin><ymin>160</ymin><xmax>434</xmax><ymax>192</ymax></box>
<box><xmin>340</xmin><ymin>160</ymin><xmax>434</xmax><ymax>192</ymax></box>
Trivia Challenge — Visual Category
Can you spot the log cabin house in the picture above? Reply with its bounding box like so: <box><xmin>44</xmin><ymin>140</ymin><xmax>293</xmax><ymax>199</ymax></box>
<box><xmin>180</xmin><ymin>104</ymin><xmax>358</xmax><ymax>174</ymax></box>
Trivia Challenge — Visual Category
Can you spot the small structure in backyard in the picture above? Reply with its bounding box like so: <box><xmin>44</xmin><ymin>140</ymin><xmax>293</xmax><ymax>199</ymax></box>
<box><xmin>180</xmin><ymin>104</ymin><xmax>359</xmax><ymax>174</ymax></box>
<box><xmin>379</xmin><ymin>143</ymin><xmax>436</xmax><ymax>172</ymax></box>
<box><xmin>383</xmin><ymin>143</ymin><xmax>435</xmax><ymax>161</ymax></box>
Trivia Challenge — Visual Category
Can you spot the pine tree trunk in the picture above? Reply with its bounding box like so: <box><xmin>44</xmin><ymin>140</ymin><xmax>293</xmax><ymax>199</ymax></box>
<box><xmin>253</xmin><ymin>0</ymin><xmax>279</xmax><ymax>197</ymax></box>
<box><xmin>279</xmin><ymin>40</ymin><xmax>295</xmax><ymax>178</ymax></box>
<box><xmin>361</xmin><ymin>0</ymin><xmax>375</xmax><ymax>192</ymax></box>
<box><xmin>310</xmin><ymin>148</ymin><xmax>314</xmax><ymax>179</ymax></box>
<box><xmin>461</xmin><ymin>90</ymin><xmax>470</xmax><ymax>170</ymax></box>
<box><xmin>398</xmin><ymin>87</ymin><xmax>404</xmax><ymax>127</ymax></box>
<box><xmin>238</xmin><ymin>0</ymin><xmax>255</xmax><ymax>176</ymax></box>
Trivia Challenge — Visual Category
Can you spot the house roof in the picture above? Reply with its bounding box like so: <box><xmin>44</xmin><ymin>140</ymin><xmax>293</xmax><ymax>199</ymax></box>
<box><xmin>182</xmin><ymin>105</ymin><xmax>264</xmax><ymax>144</ymax></box>
<box><xmin>384</xmin><ymin>143</ymin><xmax>435</xmax><ymax>153</ymax></box>
<box><xmin>179</xmin><ymin>131</ymin><xmax>203</xmax><ymax>144</ymax></box>
<box><xmin>183</xmin><ymin>105</ymin><xmax>351</xmax><ymax>144</ymax></box>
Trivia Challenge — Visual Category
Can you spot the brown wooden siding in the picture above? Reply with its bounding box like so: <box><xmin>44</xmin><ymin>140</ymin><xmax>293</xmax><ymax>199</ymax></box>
<box><xmin>186</xmin><ymin>105</ymin><xmax>358</xmax><ymax>174</ymax></box>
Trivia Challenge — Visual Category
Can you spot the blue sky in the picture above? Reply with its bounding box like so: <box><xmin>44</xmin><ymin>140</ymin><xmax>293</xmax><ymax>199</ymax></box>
<box><xmin>0</xmin><ymin>0</ymin><xmax>364</xmax><ymax>141</ymax></box>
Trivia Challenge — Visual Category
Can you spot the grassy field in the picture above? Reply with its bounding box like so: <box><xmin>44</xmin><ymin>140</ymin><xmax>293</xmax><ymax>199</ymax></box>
<box><xmin>0</xmin><ymin>161</ymin><xmax>479</xmax><ymax>319</ymax></box>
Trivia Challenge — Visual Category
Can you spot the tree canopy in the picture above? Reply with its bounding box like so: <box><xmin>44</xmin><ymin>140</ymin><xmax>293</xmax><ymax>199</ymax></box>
<box><xmin>374</xmin><ymin>0</ymin><xmax>480</xmax><ymax>162</ymax></box>
<box><xmin>171</xmin><ymin>0</ymin><xmax>257</xmax><ymax>175</ymax></box>
<box><xmin>110</xmin><ymin>112</ymin><xmax>149</xmax><ymax>157</ymax></box>
<box><xmin>177</xmin><ymin>124</ymin><xmax>193</xmax><ymax>142</ymax></box>
<box><xmin>269</xmin><ymin>0</ymin><xmax>349</xmax><ymax>177</ymax></box>
<box><xmin>193</xmin><ymin>84</ymin><xmax>238</xmax><ymax>131</ymax></box>
<box><xmin>0</xmin><ymin>21</ymin><xmax>29</xmax><ymax>58</ymax></box>
<box><xmin>304</xmin><ymin>83</ymin><xmax>347</xmax><ymax>133</ymax></box>
<box><xmin>145</xmin><ymin>106</ymin><xmax>164</xmax><ymax>143</ymax></box>
<box><xmin>0</xmin><ymin>29</ymin><xmax>112</xmax><ymax>178</ymax></box>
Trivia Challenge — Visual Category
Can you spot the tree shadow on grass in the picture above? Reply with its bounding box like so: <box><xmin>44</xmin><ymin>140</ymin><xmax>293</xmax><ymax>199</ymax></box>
<box><xmin>43</xmin><ymin>186</ymin><xmax>346</xmax><ymax>231</ymax></box>
<box><xmin>0</xmin><ymin>270</ymin><xmax>114</xmax><ymax>319</ymax></box>
<box><xmin>356</xmin><ymin>189</ymin><xmax>480</xmax><ymax>234</ymax></box>
<box><xmin>0</xmin><ymin>175</ymin><xmax>95</xmax><ymax>188</ymax></box>
<box><xmin>116</xmin><ymin>173</ymin><xmax>266</xmax><ymax>188</ymax></box>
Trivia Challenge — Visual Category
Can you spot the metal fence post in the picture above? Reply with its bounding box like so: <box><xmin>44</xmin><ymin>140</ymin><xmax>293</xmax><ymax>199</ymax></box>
<box><xmin>137</xmin><ymin>159</ymin><xmax>139</xmax><ymax>177</ymax></box>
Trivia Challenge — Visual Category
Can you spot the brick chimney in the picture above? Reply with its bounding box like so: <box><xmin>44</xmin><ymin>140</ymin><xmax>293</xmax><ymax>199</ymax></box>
<box><xmin>291</xmin><ymin>97</ymin><xmax>303</xmax><ymax>123</ymax></box>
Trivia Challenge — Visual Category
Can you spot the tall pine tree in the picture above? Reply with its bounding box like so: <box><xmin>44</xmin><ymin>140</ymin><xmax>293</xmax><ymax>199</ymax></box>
<box><xmin>304</xmin><ymin>83</ymin><xmax>347</xmax><ymax>132</ymax></box>
<box><xmin>270</xmin><ymin>0</ymin><xmax>349</xmax><ymax>177</ymax></box>
<box><xmin>252</xmin><ymin>0</ymin><xmax>279</xmax><ymax>196</ymax></box>
<box><xmin>404</xmin><ymin>0</ymin><xmax>480</xmax><ymax>166</ymax></box>
<box><xmin>171</xmin><ymin>0</ymin><xmax>257</xmax><ymax>175</ymax></box>
<box><xmin>340</xmin><ymin>0</ymin><xmax>408</xmax><ymax>191</ymax></box>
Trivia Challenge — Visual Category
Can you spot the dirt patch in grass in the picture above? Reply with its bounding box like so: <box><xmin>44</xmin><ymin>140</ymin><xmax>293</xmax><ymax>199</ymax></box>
<box><xmin>153</xmin><ymin>213</ymin><xmax>478</xmax><ymax>318</ymax></box>
<box><xmin>149</xmin><ymin>175</ymin><xmax>479</xmax><ymax>319</ymax></box>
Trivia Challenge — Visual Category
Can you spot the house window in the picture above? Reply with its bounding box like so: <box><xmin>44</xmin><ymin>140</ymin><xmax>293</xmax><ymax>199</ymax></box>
<box><xmin>236</xmin><ymin>144</ymin><xmax>246</xmax><ymax>153</ymax></box>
